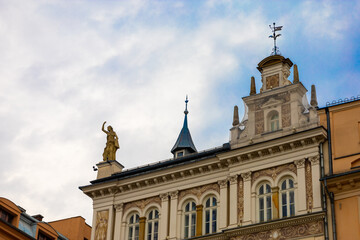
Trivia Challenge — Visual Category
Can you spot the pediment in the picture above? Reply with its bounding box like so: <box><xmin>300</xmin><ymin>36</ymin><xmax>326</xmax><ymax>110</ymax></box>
<box><xmin>261</xmin><ymin>97</ymin><xmax>284</xmax><ymax>109</ymax></box>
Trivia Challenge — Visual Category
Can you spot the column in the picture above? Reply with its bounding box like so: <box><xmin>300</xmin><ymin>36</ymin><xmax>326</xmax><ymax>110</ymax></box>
<box><xmin>228</xmin><ymin>175</ymin><xmax>238</xmax><ymax>227</ymax></box>
<box><xmin>169</xmin><ymin>191</ymin><xmax>178</xmax><ymax>240</ymax></box>
<box><xmin>159</xmin><ymin>193</ymin><xmax>169</xmax><ymax>240</ymax></box>
<box><xmin>241</xmin><ymin>172</ymin><xmax>252</xmax><ymax>225</ymax></box>
<box><xmin>195</xmin><ymin>205</ymin><xmax>203</xmax><ymax>236</ymax></box>
<box><xmin>271</xmin><ymin>187</ymin><xmax>279</xmax><ymax>220</ymax></box>
<box><xmin>294</xmin><ymin>159</ymin><xmax>307</xmax><ymax>214</ymax></box>
<box><xmin>310</xmin><ymin>155</ymin><xmax>322</xmax><ymax>210</ymax></box>
<box><xmin>139</xmin><ymin>217</ymin><xmax>146</xmax><ymax>240</ymax></box>
<box><xmin>218</xmin><ymin>179</ymin><xmax>228</xmax><ymax>230</ymax></box>
<box><xmin>113</xmin><ymin>203</ymin><xmax>124</xmax><ymax>240</ymax></box>
<box><xmin>90</xmin><ymin>210</ymin><xmax>97</xmax><ymax>240</ymax></box>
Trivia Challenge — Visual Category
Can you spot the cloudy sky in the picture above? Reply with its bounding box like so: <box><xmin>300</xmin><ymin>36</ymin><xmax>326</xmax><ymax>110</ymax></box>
<box><xmin>1</xmin><ymin>0</ymin><xmax>359</xmax><ymax>225</ymax></box>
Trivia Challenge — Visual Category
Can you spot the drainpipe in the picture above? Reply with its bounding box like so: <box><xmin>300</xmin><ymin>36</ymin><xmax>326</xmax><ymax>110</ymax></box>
<box><xmin>325</xmin><ymin>107</ymin><xmax>333</xmax><ymax>174</ymax></box>
<box><xmin>330</xmin><ymin>192</ymin><xmax>337</xmax><ymax>240</ymax></box>
<box><xmin>320</xmin><ymin>143</ymin><xmax>329</xmax><ymax>240</ymax></box>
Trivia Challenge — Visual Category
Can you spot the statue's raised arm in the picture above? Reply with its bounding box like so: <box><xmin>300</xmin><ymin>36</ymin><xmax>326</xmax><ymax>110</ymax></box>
<box><xmin>102</xmin><ymin>121</ymin><xmax>108</xmax><ymax>134</ymax></box>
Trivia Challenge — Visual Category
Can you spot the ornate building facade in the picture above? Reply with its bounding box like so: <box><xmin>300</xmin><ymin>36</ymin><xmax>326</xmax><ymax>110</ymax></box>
<box><xmin>80</xmin><ymin>54</ymin><xmax>329</xmax><ymax>240</ymax></box>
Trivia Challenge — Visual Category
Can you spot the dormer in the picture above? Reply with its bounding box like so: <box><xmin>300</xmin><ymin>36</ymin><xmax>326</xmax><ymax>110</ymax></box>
<box><xmin>257</xmin><ymin>55</ymin><xmax>293</xmax><ymax>92</ymax></box>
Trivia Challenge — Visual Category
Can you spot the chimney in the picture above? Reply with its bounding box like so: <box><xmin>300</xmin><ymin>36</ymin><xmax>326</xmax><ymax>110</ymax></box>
<box><xmin>32</xmin><ymin>214</ymin><xmax>44</xmax><ymax>221</ymax></box>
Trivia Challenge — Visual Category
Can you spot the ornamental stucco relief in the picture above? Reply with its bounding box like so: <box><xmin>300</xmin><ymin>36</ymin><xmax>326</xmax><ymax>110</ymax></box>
<box><xmin>178</xmin><ymin>183</ymin><xmax>220</xmax><ymax>202</ymax></box>
<box><xmin>255</xmin><ymin>110</ymin><xmax>264</xmax><ymax>134</ymax></box>
<box><xmin>230</xmin><ymin>220</ymin><xmax>323</xmax><ymax>240</ymax></box>
<box><xmin>94</xmin><ymin>210</ymin><xmax>109</xmax><ymax>240</ymax></box>
<box><xmin>123</xmin><ymin>196</ymin><xmax>161</xmax><ymax>213</ymax></box>
<box><xmin>305</xmin><ymin>160</ymin><xmax>313</xmax><ymax>211</ymax></box>
<box><xmin>281</xmin><ymin>103</ymin><xmax>291</xmax><ymax>128</ymax></box>
<box><xmin>238</xmin><ymin>177</ymin><xmax>244</xmax><ymax>223</ymax></box>
<box><xmin>251</xmin><ymin>163</ymin><xmax>297</xmax><ymax>184</ymax></box>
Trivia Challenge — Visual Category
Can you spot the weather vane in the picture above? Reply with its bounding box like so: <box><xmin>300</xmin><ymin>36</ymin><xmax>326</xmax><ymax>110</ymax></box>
<box><xmin>269</xmin><ymin>22</ymin><xmax>283</xmax><ymax>55</ymax></box>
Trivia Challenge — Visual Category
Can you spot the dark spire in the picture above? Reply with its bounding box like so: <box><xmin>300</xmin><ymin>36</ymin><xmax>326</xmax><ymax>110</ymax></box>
<box><xmin>171</xmin><ymin>96</ymin><xmax>197</xmax><ymax>155</ymax></box>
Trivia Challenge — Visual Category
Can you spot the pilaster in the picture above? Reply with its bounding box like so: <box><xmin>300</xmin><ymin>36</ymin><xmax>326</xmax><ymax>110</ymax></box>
<box><xmin>139</xmin><ymin>217</ymin><xmax>146</xmax><ymax>240</ymax></box>
<box><xmin>294</xmin><ymin>159</ymin><xmax>307</xmax><ymax>214</ymax></box>
<box><xmin>310</xmin><ymin>155</ymin><xmax>322</xmax><ymax>211</ymax></box>
<box><xmin>218</xmin><ymin>179</ymin><xmax>228</xmax><ymax>230</ymax></box>
<box><xmin>159</xmin><ymin>193</ymin><xmax>169</xmax><ymax>240</ymax></box>
<box><xmin>241</xmin><ymin>172</ymin><xmax>252</xmax><ymax>225</ymax></box>
<box><xmin>113</xmin><ymin>203</ymin><xmax>124</xmax><ymax>240</ymax></box>
<box><xmin>229</xmin><ymin>175</ymin><xmax>238</xmax><ymax>227</ymax></box>
<box><xmin>169</xmin><ymin>191</ymin><xmax>178</xmax><ymax>240</ymax></box>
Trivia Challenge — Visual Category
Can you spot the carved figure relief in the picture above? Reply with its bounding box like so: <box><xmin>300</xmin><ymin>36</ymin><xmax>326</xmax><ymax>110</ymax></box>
<box><xmin>123</xmin><ymin>196</ymin><xmax>161</xmax><ymax>213</ymax></box>
<box><xmin>281</xmin><ymin>104</ymin><xmax>291</xmax><ymax>128</ymax></box>
<box><xmin>266</xmin><ymin>74</ymin><xmax>279</xmax><ymax>89</ymax></box>
<box><xmin>94</xmin><ymin>210</ymin><xmax>109</xmax><ymax>240</ymax></box>
<box><xmin>255</xmin><ymin>111</ymin><xmax>264</xmax><ymax>134</ymax></box>
<box><xmin>252</xmin><ymin>163</ymin><xmax>297</xmax><ymax>184</ymax></box>
<box><xmin>238</xmin><ymin>177</ymin><xmax>244</xmax><ymax>223</ymax></box>
<box><xmin>178</xmin><ymin>183</ymin><xmax>220</xmax><ymax>202</ymax></box>
<box><xmin>102</xmin><ymin>121</ymin><xmax>119</xmax><ymax>161</ymax></box>
<box><xmin>305</xmin><ymin>160</ymin><xmax>313</xmax><ymax>211</ymax></box>
<box><xmin>230</xmin><ymin>220</ymin><xmax>323</xmax><ymax>240</ymax></box>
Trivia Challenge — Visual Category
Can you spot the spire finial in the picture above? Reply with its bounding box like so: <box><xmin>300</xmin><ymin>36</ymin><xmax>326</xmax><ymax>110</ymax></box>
<box><xmin>269</xmin><ymin>22</ymin><xmax>283</xmax><ymax>56</ymax></box>
<box><xmin>250</xmin><ymin>76</ymin><xmax>256</xmax><ymax>95</ymax></box>
<box><xmin>184</xmin><ymin>95</ymin><xmax>189</xmax><ymax>115</ymax></box>
<box><xmin>310</xmin><ymin>85</ymin><xmax>318</xmax><ymax>107</ymax></box>
<box><xmin>293</xmin><ymin>64</ymin><xmax>299</xmax><ymax>83</ymax></box>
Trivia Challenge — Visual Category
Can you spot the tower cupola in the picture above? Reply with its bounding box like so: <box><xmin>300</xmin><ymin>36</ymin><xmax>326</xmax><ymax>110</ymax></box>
<box><xmin>171</xmin><ymin>96</ymin><xmax>197</xmax><ymax>158</ymax></box>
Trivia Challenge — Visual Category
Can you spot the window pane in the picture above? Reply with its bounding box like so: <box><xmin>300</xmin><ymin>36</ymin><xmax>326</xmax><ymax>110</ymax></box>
<box><xmin>259</xmin><ymin>209</ymin><xmax>264</xmax><ymax>222</ymax></box>
<box><xmin>259</xmin><ymin>185</ymin><xmax>264</xmax><ymax>195</ymax></box>
<box><xmin>205</xmin><ymin>221</ymin><xmax>209</xmax><ymax>234</ymax></box>
<box><xmin>266</xmin><ymin>196</ymin><xmax>272</xmax><ymax>220</ymax></box>
<box><xmin>191</xmin><ymin>213</ymin><xmax>196</xmax><ymax>237</ymax></box>
<box><xmin>149</xmin><ymin>211</ymin><xmax>153</xmax><ymax>220</ymax></box>
<box><xmin>266</xmin><ymin>184</ymin><xmax>271</xmax><ymax>193</ymax></box>
<box><xmin>259</xmin><ymin>197</ymin><xmax>264</xmax><ymax>210</ymax></box>
<box><xmin>289</xmin><ymin>179</ymin><xmax>294</xmax><ymax>188</ymax></box>
<box><xmin>212</xmin><ymin>209</ymin><xmax>217</xmax><ymax>233</ymax></box>
<box><xmin>136</xmin><ymin>215</ymin><xmax>139</xmax><ymax>223</ymax></box>
<box><xmin>154</xmin><ymin>221</ymin><xmax>158</xmax><ymax>240</ymax></box>
<box><xmin>155</xmin><ymin>210</ymin><xmax>159</xmax><ymax>219</ymax></box>
<box><xmin>191</xmin><ymin>202</ymin><xmax>196</xmax><ymax>211</ymax></box>
<box><xmin>185</xmin><ymin>203</ymin><xmax>189</xmax><ymax>212</ymax></box>
<box><xmin>135</xmin><ymin>226</ymin><xmax>139</xmax><ymax>240</ymax></box>
<box><xmin>148</xmin><ymin>223</ymin><xmax>152</xmax><ymax>237</ymax></box>
<box><xmin>185</xmin><ymin>215</ymin><xmax>189</xmax><ymax>227</ymax></box>
<box><xmin>281</xmin><ymin>181</ymin><xmax>287</xmax><ymax>190</ymax></box>
<box><xmin>290</xmin><ymin>191</ymin><xmax>294</xmax><ymax>204</ymax></box>
<box><xmin>206</xmin><ymin>199</ymin><xmax>210</xmax><ymax>208</ymax></box>
<box><xmin>128</xmin><ymin>227</ymin><xmax>133</xmax><ymax>240</ymax></box>
<box><xmin>213</xmin><ymin>197</ymin><xmax>217</xmax><ymax>206</ymax></box>
<box><xmin>206</xmin><ymin>210</ymin><xmax>210</xmax><ymax>222</ymax></box>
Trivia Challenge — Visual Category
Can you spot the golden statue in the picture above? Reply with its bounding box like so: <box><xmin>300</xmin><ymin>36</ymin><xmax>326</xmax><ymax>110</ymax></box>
<box><xmin>102</xmin><ymin>121</ymin><xmax>119</xmax><ymax>161</ymax></box>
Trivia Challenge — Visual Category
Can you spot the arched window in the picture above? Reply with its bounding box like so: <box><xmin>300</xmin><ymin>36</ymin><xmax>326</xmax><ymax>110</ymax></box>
<box><xmin>268</xmin><ymin>111</ymin><xmax>279</xmax><ymax>131</ymax></box>
<box><xmin>280</xmin><ymin>178</ymin><xmax>295</xmax><ymax>218</ymax></box>
<box><xmin>258</xmin><ymin>183</ymin><xmax>272</xmax><ymax>222</ymax></box>
<box><xmin>128</xmin><ymin>213</ymin><xmax>139</xmax><ymax>240</ymax></box>
<box><xmin>146</xmin><ymin>209</ymin><xmax>159</xmax><ymax>240</ymax></box>
<box><xmin>183</xmin><ymin>201</ymin><xmax>196</xmax><ymax>239</ymax></box>
<box><xmin>204</xmin><ymin>196</ymin><xmax>217</xmax><ymax>234</ymax></box>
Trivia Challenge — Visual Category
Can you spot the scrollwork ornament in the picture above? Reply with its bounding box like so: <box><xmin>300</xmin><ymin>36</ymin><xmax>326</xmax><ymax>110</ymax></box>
<box><xmin>229</xmin><ymin>175</ymin><xmax>238</xmax><ymax>185</ymax></box>
<box><xmin>241</xmin><ymin>171</ymin><xmax>252</xmax><ymax>182</ymax></box>
<box><xmin>114</xmin><ymin>203</ymin><xmax>124</xmax><ymax>212</ymax></box>
<box><xmin>309</xmin><ymin>155</ymin><xmax>320</xmax><ymax>166</ymax></box>
<box><xmin>294</xmin><ymin>159</ymin><xmax>306</xmax><ymax>168</ymax></box>
<box><xmin>170</xmin><ymin>191</ymin><xmax>179</xmax><ymax>199</ymax></box>
<box><xmin>159</xmin><ymin>193</ymin><xmax>169</xmax><ymax>201</ymax></box>
<box><xmin>218</xmin><ymin>179</ymin><xmax>228</xmax><ymax>188</ymax></box>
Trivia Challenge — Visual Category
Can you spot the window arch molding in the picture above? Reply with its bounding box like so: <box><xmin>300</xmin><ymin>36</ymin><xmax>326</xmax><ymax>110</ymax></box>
<box><xmin>199</xmin><ymin>190</ymin><xmax>220</xmax><ymax>204</ymax></box>
<box><xmin>122</xmin><ymin>207</ymin><xmax>142</xmax><ymax>223</ymax></box>
<box><xmin>177</xmin><ymin>195</ymin><xmax>199</xmax><ymax>210</ymax></box>
<box><xmin>274</xmin><ymin>171</ymin><xmax>297</xmax><ymax>187</ymax></box>
<box><xmin>251</xmin><ymin>176</ymin><xmax>274</xmax><ymax>193</ymax></box>
<box><xmin>143</xmin><ymin>203</ymin><xmax>161</xmax><ymax>217</ymax></box>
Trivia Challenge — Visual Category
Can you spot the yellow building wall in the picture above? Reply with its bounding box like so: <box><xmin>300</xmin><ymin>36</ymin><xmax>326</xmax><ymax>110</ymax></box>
<box><xmin>319</xmin><ymin>101</ymin><xmax>360</xmax><ymax>173</ymax></box>
<box><xmin>49</xmin><ymin>216</ymin><xmax>91</xmax><ymax>240</ymax></box>
<box><xmin>335</xmin><ymin>196</ymin><xmax>360</xmax><ymax>240</ymax></box>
